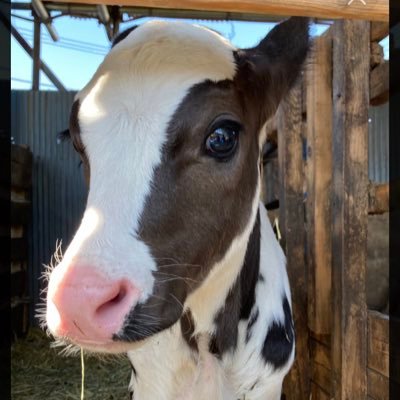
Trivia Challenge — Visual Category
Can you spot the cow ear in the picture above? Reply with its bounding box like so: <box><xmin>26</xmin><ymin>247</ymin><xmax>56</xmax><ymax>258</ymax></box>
<box><xmin>235</xmin><ymin>17</ymin><xmax>310</xmax><ymax>118</ymax></box>
<box><xmin>112</xmin><ymin>25</ymin><xmax>139</xmax><ymax>48</ymax></box>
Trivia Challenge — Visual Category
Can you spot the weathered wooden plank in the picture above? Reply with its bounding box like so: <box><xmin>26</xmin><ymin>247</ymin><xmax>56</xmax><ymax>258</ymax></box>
<box><xmin>370</xmin><ymin>42</ymin><xmax>384</xmax><ymax>68</ymax></box>
<box><xmin>370</xmin><ymin>21</ymin><xmax>389</xmax><ymax>41</ymax></box>
<box><xmin>10</xmin><ymin>200</ymin><xmax>31</xmax><ymax>225</ymax></box>
<box><xmin>278</xmin><ymin>78</ymin><xmax>309</xmax><ymax>400</ymax></box>
<box><xmin>367</xmin><ymin>368</ymin><xmax>389</xmax><ymax>400</ymax></box>
<box><xmin>11</xmin><ymin>144</ymin><xmax>33</xmax><ymax>189</ymax></box>
<box><xmin>310</xmin><ymin>338</ymin><xmax>331</xmax><ymax>371</ymax></box>
<box><xmin>11</xmin><ymin>225</ymin><xmax>24</xmax><ymax>239</ymax></box>
<box><xmin>263</xmin><ymin>157</ymin><xmax>279</xmax><ymax>207</ymax></box>
<box><xmin>368</xmin><ymin>311</ymin><xmax>389</xmax><ymax>377</ymax></box>
<box><xmin>11</xmin><ymin>237</ymin><xmax>28</xmax><ymax>262</ymax></box>
<box><xmin>305</xmin><ymin>31</ymin><xmax>333</xmax><ymax>336</ymax></box>
<box><xmin>311</xmin><ymin>382</ymin><xmax>331</xmax><ymax>400</ymax></box>
<box><xmin>312</xmin><ymin>362</ymin><xmax>331</xmax><ymax>394</ymax></box>
<box><xmin>370</xmin><ymin>61</ymin><xmax>389</xmax><ymax>105</ymax></box>
<box><xmin>368</xmin><ymin>182</ymin><xmax>389</xmax><ymax>214</ymax></box>
<box><xmin>310</xmin><ymin>331</ymin><xmax>331</xmax><ymax>347</ymax></box>
<box><xmin>331</xmin><ymin>20</ymin><xmax>370</xmax><ymax>400</ymax></box>
<box><xmin>48</xmin><ymin>0</ymin><xmax>389</xmax><ymax>21</ymax></box>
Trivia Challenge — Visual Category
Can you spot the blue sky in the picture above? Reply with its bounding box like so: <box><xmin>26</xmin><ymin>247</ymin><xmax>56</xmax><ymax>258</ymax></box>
<box><xmin>11</xmin><ymin>2</ymin><xmax>388</xmax><ymax>91</ymax></box>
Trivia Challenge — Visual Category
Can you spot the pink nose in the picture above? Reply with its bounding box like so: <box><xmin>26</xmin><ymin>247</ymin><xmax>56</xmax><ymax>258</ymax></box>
<box><xmin>47</xmin><ymin>266</ymin><xmax>140</xmax><ymax>342</ymax></box>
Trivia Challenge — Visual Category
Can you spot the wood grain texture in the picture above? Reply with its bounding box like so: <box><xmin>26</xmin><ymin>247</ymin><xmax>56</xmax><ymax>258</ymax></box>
<box><xmin>370</xmin><ymin>42</ymin><xmax>384</xmax><ymax>68</ymax></box>
<box><xmin>367</xmin><ymin>368</ymin><xmax>389</xmax><ymax>400</ymax></box>
<box><xmin>305</xmin><ymin>31</ymin><xmax>333</xmax><ymax>336</ymax></box>
<box><xmin>370</xmin><ymin>21</ymin><xmax>389</xmax><ymax>41</ymax></box>
<box><xmin>278</xmin><ymin>78</ymin><xmax>309</xmax><ymax>400</ymax></box>
<box><xmin>367</xmin><ymin>311</ymin><xmax>389</xmax><ymax>377</ymax></box>
<box><xmin>311</xmin><ymin>382</ymin><xmax>331</xmax><ymax>400</ymax></box>
<box><xmin>310</xmin><ymin>339</ymin><xmax>331</xmax><ymax>371</ymax></box>
<box><xmin>370</xmin><ymin>61</ymin><xmax>389</xmax><ymax>105</ymax></box>
<box><xmin>312</xmin><ymin>362</ymin><xmax>331</xmax><ymax>393</ymax></box>
<box><xmin>47</xmin><ymin>0</ymin><xmax>389</xmax><ymax>21</ymax></box>
<box><xmin>368</xmin><ymin>182</ymin><xmax>389</xmax><ymax>214</ymax></box>
<box><xmin>331</xmin><ymin>19</ymin><xmax>370</xmax><ymax>400</ymax></box>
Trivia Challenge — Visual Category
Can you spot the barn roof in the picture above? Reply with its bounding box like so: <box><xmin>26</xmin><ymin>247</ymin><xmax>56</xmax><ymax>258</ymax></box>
<box><xmin>45</xmin><ymin>0</ymin><xmax>388</xmax><ymax>22</ymax></box>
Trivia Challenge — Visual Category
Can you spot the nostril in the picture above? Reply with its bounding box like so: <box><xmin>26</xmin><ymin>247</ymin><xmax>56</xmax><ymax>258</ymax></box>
<box><xmin>111</xmin><ymin>286</ymin><xmax>127</xmax><ymax>304</ymax></box>
<box><xmin>95</xmin><ymin>281</ymin><xmax>130</xmax><ymax>316</ymax></box>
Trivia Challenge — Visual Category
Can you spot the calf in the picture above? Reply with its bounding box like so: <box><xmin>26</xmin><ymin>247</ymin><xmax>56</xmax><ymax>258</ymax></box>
<box><xmin>44</xmin><ymin>17</ymin><xmax>309</xmax><ymax>400</ymax></box>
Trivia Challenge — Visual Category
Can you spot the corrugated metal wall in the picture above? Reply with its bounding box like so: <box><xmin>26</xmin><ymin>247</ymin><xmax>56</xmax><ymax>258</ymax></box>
<box><xmin>11</xmin><ymin>90</ymin><xmax>87</xmax><ymax>324</ymax></box>
<box><xmin>369</xmin><ymin>103</ymin><xmax>389</xmax><ymax>183</ymax></box>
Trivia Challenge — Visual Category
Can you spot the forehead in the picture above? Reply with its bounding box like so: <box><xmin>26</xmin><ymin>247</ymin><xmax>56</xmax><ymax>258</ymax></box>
<box><xmin>75</xmin><ymin>21</ymin><xmax>237</xmax><ymax>131</ymax></box>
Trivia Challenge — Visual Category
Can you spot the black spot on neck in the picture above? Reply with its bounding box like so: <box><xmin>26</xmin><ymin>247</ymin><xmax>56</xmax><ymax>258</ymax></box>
<box><xmin>245</xmin><ymin>307</ymin><xmax>259</xmax><ymax>342</ymax></box>
<box><xmin>261</xmin><ymin>296</ymin><xmax>294</xmax><ymax>369</ymax></box>
<box><xmin>209</xmin><ymin>210</ymin><xmax>261</xmax><ymax>356</ymax></box>
<box><xmin>181</xmin><ymin>309</ymin><xmax>198</xmax><ymax>352</ymax></box>
<box><xmin>239</xmin><ymin>210</ymin><xmax>261</xmax><ymax>320</ymax></box>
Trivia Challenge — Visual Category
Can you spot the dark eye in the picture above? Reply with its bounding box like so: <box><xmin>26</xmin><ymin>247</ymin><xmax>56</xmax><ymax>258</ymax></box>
<box><xmin>205</xmin><ymin>122</ymin><xmax>240</xmax><ymax>160</ymax></box>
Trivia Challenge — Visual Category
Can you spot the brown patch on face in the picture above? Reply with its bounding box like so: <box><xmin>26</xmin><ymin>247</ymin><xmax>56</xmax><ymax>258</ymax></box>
<box><xmin>117</xmin><ymin>79</ymin><xmax>266</xmax><ymax>340</ymax></box>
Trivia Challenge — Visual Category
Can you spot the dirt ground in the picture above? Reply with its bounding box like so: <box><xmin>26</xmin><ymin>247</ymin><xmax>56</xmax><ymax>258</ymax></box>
<box><xmin>11</xmin><ymin>328</ymin><xmax>131</xmax><ymax>400</ymax></box>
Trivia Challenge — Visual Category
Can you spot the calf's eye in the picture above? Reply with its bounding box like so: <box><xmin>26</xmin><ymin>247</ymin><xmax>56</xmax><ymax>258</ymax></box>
<box><xmin>205</xmin><ymin>122</ymin><xmax>240</xmax><ymax>160</ymax></box>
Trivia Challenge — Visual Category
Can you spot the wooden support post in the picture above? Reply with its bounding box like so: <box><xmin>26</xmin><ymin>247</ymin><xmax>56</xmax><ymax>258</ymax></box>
<box><xmin>278</xmin><ymin>78</ymin><xmax>309</xmax><ymax>400</ymax></box>
<box><xmin>368</xmin><ymin>182</ymin><xmax>389</xmax><ymax>214</ymax></box>
<box><xmin>305</xmin><ymin>31</ymin><xmax>333</xmax><ymax>336</ymax></box>
<box><xmin>10</xmin><ymin>24</ymin><xmax>66</xmax><ymax>91</ymax></box>
<box><xmin>370</xmin><ymin>61</ymin><xmax>389</xmax><ymax>105</ymax></box>
<box><xmin>32</xmin><ymin>15</ymin><xmax>41</xmax><ymax>91</ymax></box>
<box><xmin>370</xmin><ymin>21</ymin><xmax>389</xmax><ymax>42</ymax></box>
<box><xmin>331</xmin><ymin>20</ymin><xmax>370</xmax><ymax>400</ymax></box>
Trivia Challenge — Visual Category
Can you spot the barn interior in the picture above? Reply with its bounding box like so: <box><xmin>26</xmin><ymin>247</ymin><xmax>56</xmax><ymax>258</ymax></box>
<box><xmin>8</xmin><ymin>1</ymin><xmax>393</xmax><ymax>399</ymax></box>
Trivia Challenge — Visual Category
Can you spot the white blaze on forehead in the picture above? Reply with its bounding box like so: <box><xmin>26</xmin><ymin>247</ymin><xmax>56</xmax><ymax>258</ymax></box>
<box><xmin>64</xmin><ymin>21</ymin><xmax>237</xmax><ymax>300</ymax></box>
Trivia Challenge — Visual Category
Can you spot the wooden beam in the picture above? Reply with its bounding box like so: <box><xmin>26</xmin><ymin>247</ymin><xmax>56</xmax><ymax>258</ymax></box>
<box><xmin>10</xmin><ymin>24</ymin><xmax>66</xmax><ymax>91</ymax></box>
<box><xmin>367</xmin><ymin>369</ymin><xmax>389</xmax><ymax>400</ymax></box>
<box><xmin>370</xmin><ymin>42</ymin><xmax>384</xmax><ymax>69</ymax></box>
<box><xmin>370</xmin><ymin>21</ymin><xmax>389</xmax><ymax>41</ymax></box>
<box><xmin>48</xmin><ymin>0</ymin><xmax>389</xmax><ymax>22</ymax></box>
<box><xmin>368</xmin><ymin>182</ymin><xmax>389</xmax><ymax>214</ymax></box>
<box><xmin>32</xmin><ymin>16</ymin><xmax>41</xmax><ymax>91</ymax></box>
<box><xmin>370</xmin><ymin>61</ymin><xmax>389</xmax><ymax>105</ymax></box>
<box><xmin>331</xmin><ymin>19</ymin><xmax>370</xmax><ymax>400</ymax></box>
<box><xmin>367</xmin><ymin>311</ymin><xmax>389</xmax><ymax>378</ymax></box>
<box><xmin>278</xmin><ymin>78</ymin><xmax>309</xmax><ymax>400</ymax></box>
<box><xmin>305</xmin><ymin>31</ymin><xmax>333</xmax><ymax>336</ymax></box>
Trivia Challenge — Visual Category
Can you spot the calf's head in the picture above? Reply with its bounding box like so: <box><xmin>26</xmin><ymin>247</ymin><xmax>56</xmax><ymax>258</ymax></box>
<box><xmin>45</xmin><ymin>18</ymin><xmax>309</xmax><ymax>353</ymax></box>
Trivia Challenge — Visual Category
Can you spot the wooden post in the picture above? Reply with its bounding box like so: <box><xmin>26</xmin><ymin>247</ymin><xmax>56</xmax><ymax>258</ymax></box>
<box><xmin>305</xmin><ymin>31</ymin><xmax>333</xmax><ymax>337</ymax></box>
<box><xmin>278</xmin><ymin>77</ymin><xmax>309</xmax><ymax>400</ymax></box>
<box><xmin>10</xmin><ymin>24</ymin><xmax>66</xmax><ymax>91</ymax></box>
<box><xmin>32</xmin><ymin>15</ymin><xmax>41</xmax><ymax>91</ymax></box>
<box><xmin>331</xmin><ymin>20</ymin><xmax>370</xmax><ymax>400</ymax></box>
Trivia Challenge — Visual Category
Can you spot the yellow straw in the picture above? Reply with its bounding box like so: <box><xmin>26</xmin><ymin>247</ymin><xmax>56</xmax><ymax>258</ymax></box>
<box><xmin>80</xmin><ymin>348</ymin><xmax>85</xmax><ymax>400</ymax></box>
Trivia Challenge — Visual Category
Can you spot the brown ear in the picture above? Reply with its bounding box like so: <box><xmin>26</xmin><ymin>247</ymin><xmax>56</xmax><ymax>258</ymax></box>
<box><xmin>235</xmin><ymin>17</ymin><xmax>310</xmax><ymax>119</ymax></box>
